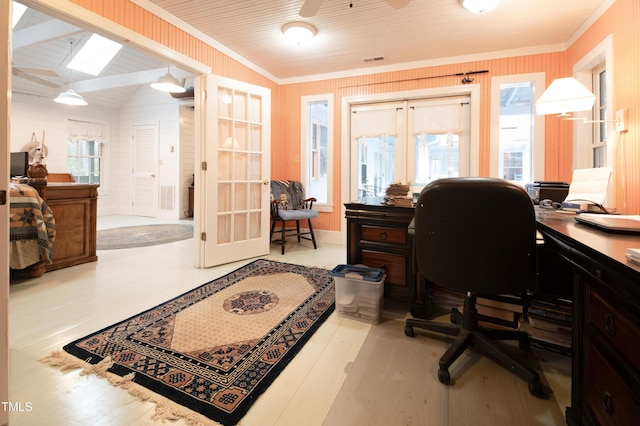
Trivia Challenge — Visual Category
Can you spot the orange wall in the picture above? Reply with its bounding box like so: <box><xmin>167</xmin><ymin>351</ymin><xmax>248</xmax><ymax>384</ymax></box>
<box><xmin>72</xmin><ymin>0</ymin><xmax>639</xmax><ymax>230</ymax></box>
<box><xmin>277</xmin><ymin>53</ymin><xmax>572</xmax><ymax>232</ymax></box>
<box><xmin>566</xmin><ymin>0</ymin><xmax>640</xmax><ymax>215</ymax></box>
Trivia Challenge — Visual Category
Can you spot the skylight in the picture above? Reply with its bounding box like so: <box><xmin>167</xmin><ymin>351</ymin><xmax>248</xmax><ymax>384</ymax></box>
<box><xmin>12</xmin><ymin>2</ymin><xmax>28</xmax><ymax>28</ymax></box>
<box><xmin>68</xmin><ymin>34</ymin><xmax>123</xmax><ymax>76</ymax></box>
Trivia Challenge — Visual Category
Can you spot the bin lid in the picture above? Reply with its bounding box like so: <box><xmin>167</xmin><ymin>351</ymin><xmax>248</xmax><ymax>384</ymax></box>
<box><xmin>330</xmin><ymin>264</ymin><xmax>385</xmax><ymax>282</ymax></box>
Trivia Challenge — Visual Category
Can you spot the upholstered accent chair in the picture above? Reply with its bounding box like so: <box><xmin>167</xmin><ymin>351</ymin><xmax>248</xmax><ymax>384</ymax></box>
<box><xmin>270</xmin><ymin>180</ymin><xmax>318</xmax><ymax>254</ymax></box>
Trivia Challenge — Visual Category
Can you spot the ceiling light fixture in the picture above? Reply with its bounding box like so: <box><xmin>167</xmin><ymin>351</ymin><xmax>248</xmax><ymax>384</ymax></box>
<box><xmin>282</xmin><ymin>21</ymin><xmax>317</xmax><ymax>46</ymax></box>
<box><xmin>461</xmin><ymin>0</ymin><xmax>500</xmax><ymax>14</ymax></box>
<box><xmin>54</xmin><ymin>40</ymin><xmax>88</xmax><ymax>106</ymax></box>
<box><xmin>151</xmin><ymin>65</ymin><xmax>187</xmax><ymax>93</ymax></box>
<box><xmin>535</xmin><ymin>77</ymin><xmax>596</xmax><ymax>117</ymax></box>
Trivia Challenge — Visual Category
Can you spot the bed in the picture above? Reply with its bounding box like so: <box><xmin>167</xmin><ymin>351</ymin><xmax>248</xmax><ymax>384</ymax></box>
<box><xmin>9</xmin><ymin>183</ymin><xmax>56</xmax><ymax>273</ymax></box>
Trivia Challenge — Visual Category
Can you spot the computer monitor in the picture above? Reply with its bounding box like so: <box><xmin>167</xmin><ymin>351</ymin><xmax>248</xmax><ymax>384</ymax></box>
<box><xmin>10</xmin><ymin>152</ymin><xmax>29</xmax><ymax>177</ymax></box>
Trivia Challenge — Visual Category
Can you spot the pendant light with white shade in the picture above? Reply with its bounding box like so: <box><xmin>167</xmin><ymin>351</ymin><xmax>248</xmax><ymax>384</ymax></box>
<box><xmin>54</xmin><ymin>40</ymin><xmax>88</xmax><ymax>106</ymax></box>
<box><xmin>151</xmin><ymin>65</ymin><xmax>186</xmax><ymax>93</ymax></box>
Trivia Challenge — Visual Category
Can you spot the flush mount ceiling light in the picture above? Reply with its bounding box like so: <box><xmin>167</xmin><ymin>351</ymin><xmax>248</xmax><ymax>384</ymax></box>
<box><xmin>282</xmin><ymin>21</ymin><xmax>317</xmax><ymax>46</ymax></box>
<box><xmin>151</xmin><ymin>65</ymin><xmax>187</xmax><ymax>93</ymax></box>
<box><xmin>535</xmin><ymin>77</ymin><xmax>596</xmax><ymax>117</ymax></box>
<box><xmin>54</xmin><ymin>40</ymin><xmax>88</xmax><ymax>106</ymax></box>
<box><xmin>461</xmin><ymin>0</ymin><xmax>500</xmax><ymax>14</ymax></box>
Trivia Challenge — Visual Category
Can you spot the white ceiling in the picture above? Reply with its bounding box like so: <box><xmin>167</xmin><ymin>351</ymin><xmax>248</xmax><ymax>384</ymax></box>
<box><xmin>11</xmin><ymin>0</ymin><xmax>610</xmax><ymax>108</ymax></box>
<box><xmin>11</xmin><ymin>3</ymin><xmax>192</xmax><ymax>109</ymax></box>
<box><xmin>146</xmin><ymin>0</ymin><xmax>609</xmax><ymax>80</ymax></box>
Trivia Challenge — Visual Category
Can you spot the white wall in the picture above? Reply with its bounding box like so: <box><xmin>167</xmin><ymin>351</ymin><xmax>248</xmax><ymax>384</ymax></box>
<box><xmin>11</xmin><ymin>86</ymin><xmax>194</xmax><ymax>219</ymax></box>
<box><xmin>180</xmin><ymin>105</ymin><xmax>195</xmax><ymax>218</ymax></box>
<box><xmin>118</xmin><ymin>84</ymin><xmax>187</xmax><ymax>219</ymax></box>
<box><xmin>10</xmin><ymin>92</ymin><xmax>120</xmax><ymax>215</ymax></box>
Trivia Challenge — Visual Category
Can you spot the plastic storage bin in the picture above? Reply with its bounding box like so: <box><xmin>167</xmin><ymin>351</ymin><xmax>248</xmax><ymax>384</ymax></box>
<box><xmin>331</xmin><ymin>264</ymin><xmax>385</xmax><ymax>324</ymax></box>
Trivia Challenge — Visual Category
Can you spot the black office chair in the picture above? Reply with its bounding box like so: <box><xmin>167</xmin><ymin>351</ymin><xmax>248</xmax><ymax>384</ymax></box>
<box><xmin>405</xmin><ymin>177</ymin><xmax>544</xmax><ymax>398</ymax></box>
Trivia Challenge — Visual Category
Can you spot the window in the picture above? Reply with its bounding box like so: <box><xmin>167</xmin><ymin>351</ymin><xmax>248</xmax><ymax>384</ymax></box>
<box><xmin>68</xmin><ymin>34</ymin><xmax>123</xmax><ymax>76</ymax></box>
<box><xmin>351</xmin><ymin>96</ymin><xmax>471</xmax><ymax>198</ymax></box>
<box><xmin>573</xmin><ymin>35</ymin><xmax>614</xmax><ymax>172</ymax></box>
<box><xmin>66</xmin><ymin>119</ymin><xmax>106</xmax><ymax>185</ymax></box>
<box><xmin>67</xmin><ymin>139</ymin><xmax>100</xmax><ymax>183</ymax></box>
<box><xmin>301</xmin><ymin>94</ymin><xmax>333</xmax><ymax>211</ymax></box>
<box><xmin>592</xmin><ymin>65</ymin><xmax>607</xmax><ymax>167</ymax></box>
<box><xmin>490</xmin><ymin>73</ymin><xmax>545</xmax><ymax>183</ymax></box>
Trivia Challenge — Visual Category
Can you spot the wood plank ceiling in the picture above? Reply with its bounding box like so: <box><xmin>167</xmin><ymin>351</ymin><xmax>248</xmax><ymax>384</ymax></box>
<box><xmin>11</xmin><ymin>0</ymin><xmax>609</xmax><ymax>108</ymax></box>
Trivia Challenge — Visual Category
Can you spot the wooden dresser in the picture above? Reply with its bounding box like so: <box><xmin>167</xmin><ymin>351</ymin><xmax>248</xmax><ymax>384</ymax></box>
<box><xmin>536</xmin><ymin>211</ymin><xmax>640</xmax><ymax>425</ymax></box>
<box><xmin>45</xmin><ymin>183</ymin><xmax>99</xmax><ymax>272</ymax></box>
<box><xmin>344</xmin><ymin>197</ymin><xmax>416</xmax><ymax>304</ymax></box>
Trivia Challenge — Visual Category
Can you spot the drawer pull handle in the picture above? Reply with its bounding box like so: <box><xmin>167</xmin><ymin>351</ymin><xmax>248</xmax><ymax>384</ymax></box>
<box><xmin>379</xmin><ymin>231</ymin><xmax>388</xmax><ymax>240</ymax></box>
<box><xmin>604</xmin><ymin>313</ymin><xmax>616</xmax><ymax>336</ymax></box>
<box><xmin>602</xmin><ymin>391</ymin><xmax>614</xmax><ymax>415</ymax></box>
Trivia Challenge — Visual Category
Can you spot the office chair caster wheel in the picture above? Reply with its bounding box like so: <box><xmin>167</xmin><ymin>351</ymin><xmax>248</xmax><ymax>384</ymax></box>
<box><xmin>438</xmin><ymin>368</ymin><xmax>451</xmax><ymax>385</ymax></box>
<box><xmin>404</xmin><ymin>325</ymin><xmax>415</xmax><ymax>337</ymax></box>
<box><xmin>450</xmin><ymin>308</ymin><xmax>462</xmax><ymax>325</ymax></box>
<box><xmin>528</xmin><ymin>380</ymin><xmax>544</xmax><ymax>398</ymax></box>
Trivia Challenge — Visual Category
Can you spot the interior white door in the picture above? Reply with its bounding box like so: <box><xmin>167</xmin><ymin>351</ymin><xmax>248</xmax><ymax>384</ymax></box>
<box><xmin>132</xmin><ymin>124</ymin><xmax>159</xmax><ymax>217</ymax></box>
<box><xmin>200</xmin><ymin>75</ymin><xmax>271</xmax><ymax>267</ymax></box>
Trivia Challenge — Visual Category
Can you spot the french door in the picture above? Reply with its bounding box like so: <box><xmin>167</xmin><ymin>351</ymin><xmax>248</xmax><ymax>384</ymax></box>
<box><xmin>198</xmin><ymin>75</ymin><xmax>271</xmax><ymax>267</ymax></box>
<box><xmin>350</xmin><ymin>96</ymin><xmax>470</xmax><ymax>200</ymax></box>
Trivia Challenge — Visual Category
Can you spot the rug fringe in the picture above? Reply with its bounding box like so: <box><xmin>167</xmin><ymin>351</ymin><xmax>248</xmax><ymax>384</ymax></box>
<box><xmin>40</xmin><ymin>351</ymin><xmax>220</xmax><ymax>425</ymax></box>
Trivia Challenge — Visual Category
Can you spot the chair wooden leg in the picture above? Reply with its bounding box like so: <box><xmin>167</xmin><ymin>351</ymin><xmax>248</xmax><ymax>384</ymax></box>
<box><xmin>281</xmin><ymin>219</ymin><xmax>286</xmax><ymax>254</ymax></box>
<box><xmin>307</xmin><ymin>218</ymin><xmax>317</xmax><ymax>249</ymax></box>
<box><xmin>270</xmin><ymin>220</ymin><xmax>276</xmax><ymax>243</ymax></box>
<box><xmin>295</xmin><ymin>220</ymin><xmax>302</xmax><ymax>242</ymax></box>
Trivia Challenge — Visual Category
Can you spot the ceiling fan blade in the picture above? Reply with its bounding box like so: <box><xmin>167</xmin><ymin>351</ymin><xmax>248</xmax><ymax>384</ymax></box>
<box><xmin>299</xmin><ymin>0</ymin><xmax>323</xmax><ymax>17</ymax></box>
<box><xmin>16</xmin><ymin>67</ymin><xmax>59</xmax><ymax>77</ymax></box>
<box><xmin>14</xmin><ymin>71</ymin><xmax>60</xmax><ymax>88</ymax></box>
<box><xmin>385</xmin><ymin>0</ymin><xmax>411</xmax><ymax>9</ymax></box>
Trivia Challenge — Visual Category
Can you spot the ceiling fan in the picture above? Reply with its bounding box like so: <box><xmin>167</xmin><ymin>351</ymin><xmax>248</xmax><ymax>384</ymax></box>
<box><xmin>12</xmin><ymin>66</ymin><xmax>60</xmax><ymax>88</ymax></box>
<box><xmin>299</xmin><ymin>0</ymin><xmax>411</xmax><ymax>17</ymax></box>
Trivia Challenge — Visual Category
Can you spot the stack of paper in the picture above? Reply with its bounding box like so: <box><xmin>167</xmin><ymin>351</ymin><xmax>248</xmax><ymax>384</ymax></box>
<box><xmin>625</xmin><ymin>248</ymin><xmax>640</xmax><ymax>264</ymax></box>
<box><xmin>383</xmin><ymin>183</ymin><xmax>412</xmax><ymax>207</ymax></box>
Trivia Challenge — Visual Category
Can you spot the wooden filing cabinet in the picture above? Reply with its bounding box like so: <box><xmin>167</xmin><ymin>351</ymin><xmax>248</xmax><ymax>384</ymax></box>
<box><xmin>536</xmin><ymin>212</ymin><xmax>640</xmax><ymax>425</ymax></box>
<box><xmin>345</xmin><ymin>198</ymin><xmax>416</xmax><ymax>303</ymax></box>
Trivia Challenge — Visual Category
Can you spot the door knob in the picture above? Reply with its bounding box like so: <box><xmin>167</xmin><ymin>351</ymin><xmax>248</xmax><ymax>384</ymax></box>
<box><xmin>151</xmin><ymin>174</ymin><xmax>156</xmax><ymax>178</ymax></box>
<box><xmin>263</xmin><ymin>179</ymin><xmax>269</xmax><ymax>185</ymax></box>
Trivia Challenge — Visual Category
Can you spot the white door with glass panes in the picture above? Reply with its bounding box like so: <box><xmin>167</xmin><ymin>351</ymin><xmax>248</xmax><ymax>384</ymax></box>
<box><xmin>132</xmin><ymin>124</ymin><xmax>159</xmax><ymax>217</ymax></box>
<box><xmin>350</xmin><ymin>97</ymin><xmax>470</xmax><ymax>200</ymax></box>
<box><xmin>200</xmin><ymin>75</ymin><xmax>271</xmax><ymax>267</ymax></box>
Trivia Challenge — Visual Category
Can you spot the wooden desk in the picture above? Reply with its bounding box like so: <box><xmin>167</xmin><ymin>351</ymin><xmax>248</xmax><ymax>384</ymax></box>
<box><xmin>345</xmin><ymin>198</ymin><xmax>417</xmax><ymax>304</ymax></box>
<box><xmin>45</xmin><ymin>183</ymin><xmax>99</xmax><ymax>272</ymax></box>
<box><xmin>536</xmin><ymin>210</ymin><xmax>640</xmax><ymax>425</ymax></box>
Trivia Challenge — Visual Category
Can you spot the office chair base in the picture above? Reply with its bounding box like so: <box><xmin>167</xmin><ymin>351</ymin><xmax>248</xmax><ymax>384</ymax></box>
<box><xmin>405</xmin><ymin>314</ymin><xmax>545</xmax><ymax>398</ymax></box>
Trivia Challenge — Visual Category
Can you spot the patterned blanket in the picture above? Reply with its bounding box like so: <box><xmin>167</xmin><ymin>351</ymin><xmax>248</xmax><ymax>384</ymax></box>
<box><xmin>270</xmin><ymin>180</ymin><xmax>306</xmax><ymax>209</ymax></box>
<box><xmin>9</xmin><ymin>183</ymin><xmax>56</xmax><ymax>269</ymax></box>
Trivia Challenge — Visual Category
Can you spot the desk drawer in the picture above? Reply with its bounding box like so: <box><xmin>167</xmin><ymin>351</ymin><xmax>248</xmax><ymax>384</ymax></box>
<box><xmin>586</xmin><ymin>344</ymin><xmax>640</xmax><ymax>426</ymax></box>
<box><xmin>361</xmin><ymin>250</ymin><xmax>407</xmax><ymax>288</ymax></box>
<box><xmin>360</xmin><ymin>225</ymin><xmax>407</xmax><ymax>246</ymax></box>
<box><xmin>588</xmin><ymin>289</ymin><xmax>640</xmax><ymax>368</ymax></box>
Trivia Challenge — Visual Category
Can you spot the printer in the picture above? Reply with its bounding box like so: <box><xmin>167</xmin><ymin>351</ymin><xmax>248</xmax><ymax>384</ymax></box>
<box><xmin>524</xmin><ymin>181</ymin><xmax>569</xmax><ymax>205</ymax></box>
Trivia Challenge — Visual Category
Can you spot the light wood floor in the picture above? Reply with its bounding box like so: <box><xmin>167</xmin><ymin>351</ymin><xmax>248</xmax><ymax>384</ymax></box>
<box><xmin>8</xmin><ymin>215</ymin><xmax>570</xmax><ymax>425</ymax></box>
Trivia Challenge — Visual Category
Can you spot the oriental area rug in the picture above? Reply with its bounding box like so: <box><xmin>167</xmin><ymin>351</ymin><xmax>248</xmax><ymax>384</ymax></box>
<box><xmin>96</xmin><ymin>223</ymin><xmax>194</xmax><ymax>250</ymax></box>
<box><xmin>42</xmin><ymin>259</ymin><xmax>335</xmax><ymax>425</ymax></box>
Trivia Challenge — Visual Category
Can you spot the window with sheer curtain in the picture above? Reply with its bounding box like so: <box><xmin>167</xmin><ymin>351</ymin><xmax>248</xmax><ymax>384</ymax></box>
<box><xmin>66</xmin><ymin>119</ymin><xmax>105</xmax><ymax>184</ymax></box>
<box><xmin>350</xmin><ymin>97</ymin><xmax>470</xmax><ymax>198</ymax></box>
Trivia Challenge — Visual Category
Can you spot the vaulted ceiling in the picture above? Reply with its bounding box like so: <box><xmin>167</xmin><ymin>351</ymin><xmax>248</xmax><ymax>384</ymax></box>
<box><xmin>11</xmin><ymin>0</ymin><xmax>610</xmax><ymax>108</ymax></box>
